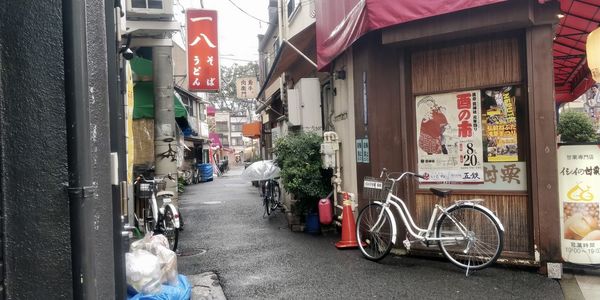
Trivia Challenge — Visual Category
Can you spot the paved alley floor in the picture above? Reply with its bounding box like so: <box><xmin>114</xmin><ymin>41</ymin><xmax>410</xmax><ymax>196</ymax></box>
<box><xmin>176</xmin><ymin>166</ymin><xmax>590</xmax><ymax>299</ymax></box>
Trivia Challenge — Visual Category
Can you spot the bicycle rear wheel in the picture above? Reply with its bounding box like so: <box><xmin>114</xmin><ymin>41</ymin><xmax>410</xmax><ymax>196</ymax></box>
<box><xmin>436</xmin><ymin>205</ymin><xmax>503</xmax><ymax>270</ymax></box>
<box><xmin>270</xmin><ymin>183</ymin><xmax>281</xmax><ymax>210</ymax></box>
<box><xmin>163</xmin><ymin>205</ymin><xmax>179</xmax><ymax>251</ymax></box>
<box><xmin>356</xmin><ymin>203</ymin><xmax>394</xmax><ymax>261</ymax></box>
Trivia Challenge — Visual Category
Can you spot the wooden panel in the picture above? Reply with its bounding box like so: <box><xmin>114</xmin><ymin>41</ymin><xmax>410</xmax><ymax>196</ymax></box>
<box><xmin>353</xmin><ymin>33</ymin><xmax>404</xmax><ymax>209</ymax></box>
<box><xmin>414</xmin><ymin>192</ymin><xmax>531</xmax><ymax>255</ymax></box>
<box><xmin>411</xmin><ymin>38</ymin><xmax>522</xmax><ymax>95</ymax></box>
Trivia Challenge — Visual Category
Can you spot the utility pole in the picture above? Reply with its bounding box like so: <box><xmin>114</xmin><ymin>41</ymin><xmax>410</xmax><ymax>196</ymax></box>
<box><xmin>153</xmin><ymin>46</ymin><xmax>178</xmax><ymax>201</ymax></box>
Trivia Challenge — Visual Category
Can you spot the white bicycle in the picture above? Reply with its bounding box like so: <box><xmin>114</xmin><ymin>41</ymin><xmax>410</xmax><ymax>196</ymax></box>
<box><xmin>356</xmin><ymin>169</ymin><xmax>504</xmax><ymax>273</ymax></box>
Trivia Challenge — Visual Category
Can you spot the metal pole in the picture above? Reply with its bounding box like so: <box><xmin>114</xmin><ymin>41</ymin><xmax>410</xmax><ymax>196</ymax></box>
<box><xmin>153</xmin><ymin>45</ymin><xmax>178</xmax><ymax>201</ymax></box>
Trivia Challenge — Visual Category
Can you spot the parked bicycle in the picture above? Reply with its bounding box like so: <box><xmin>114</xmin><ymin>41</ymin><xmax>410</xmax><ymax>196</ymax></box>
<box><xmin>134</xmin><ymin>174</ymin><xmax>181</xmax><ymax>251</ymax></box>
<box><xmin>262</xmin><ymin>178</ymin><xmax>281</xmax><ymax>216</ymax></box>
<box><xmin>356</xmin><ymin>168</ymin><xmax>504</xmax><ymax>274</ymax></box>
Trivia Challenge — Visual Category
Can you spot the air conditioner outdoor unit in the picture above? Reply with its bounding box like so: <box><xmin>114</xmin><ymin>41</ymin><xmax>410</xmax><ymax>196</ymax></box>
<box><xmin>126</xmin><ymin>0</ymin><xmax>174</xmax><ymax>18</ymax></box>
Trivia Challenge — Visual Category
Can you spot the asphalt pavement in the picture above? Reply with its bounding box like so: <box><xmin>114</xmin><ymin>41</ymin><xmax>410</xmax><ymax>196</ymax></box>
<box><xmin>177</xmin><ymin>166</ymin><xmax>570</xmax><ymax>299</ymax></box>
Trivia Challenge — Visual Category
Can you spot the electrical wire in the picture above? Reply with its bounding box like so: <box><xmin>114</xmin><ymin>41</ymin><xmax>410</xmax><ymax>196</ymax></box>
<box><xmin>226</xmin><ymin>0</ymin><xmax>272</xmax><ymax>25</ymax></box>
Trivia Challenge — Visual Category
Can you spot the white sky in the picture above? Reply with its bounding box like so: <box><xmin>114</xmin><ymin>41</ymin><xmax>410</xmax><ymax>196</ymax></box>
<box><xmin>175</xmin><ymin>0</ymin><xmax>271</xmax><ymax>66</ymax></box>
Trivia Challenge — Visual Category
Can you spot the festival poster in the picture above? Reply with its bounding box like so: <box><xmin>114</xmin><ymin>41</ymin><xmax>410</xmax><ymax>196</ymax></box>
<box><xmin>558</xmin><ymin>145</ymin><xmax>600</xmax><ymax>264</ymax></box>
<box><xmin>416</xmin><ymin>91</ymin><xmax>484</xmax><ymax>183</ymax></box>
<box><xmin>482</xmin><ymin>86</ymin><xmax>519</xmax><ymax>162</ymax></box>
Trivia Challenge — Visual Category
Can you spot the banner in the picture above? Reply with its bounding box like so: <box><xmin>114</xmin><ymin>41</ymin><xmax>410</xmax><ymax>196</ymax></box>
<box><xmin>558</xmin><ymin>145</ymin><xmax>600</xmax><ymax>264</ymax></box>
<box><xmin>482</xmin><ymin>86</ymin><xmax>518</xmax><ymax>162</ymax></box>
<box><xmin>186</xmin><ymin>9</ymin><xmax>220</xmax><ymax>92</ymax></box>
<box><xmin>416</xmin><ymin>90</ymin><xmax>483</xmax><ymax>183</ymax></box>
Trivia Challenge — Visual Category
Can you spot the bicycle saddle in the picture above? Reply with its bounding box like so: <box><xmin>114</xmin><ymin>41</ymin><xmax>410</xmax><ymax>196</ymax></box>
<box><xmin>157</xmin><ymin>191</ymin><xmax>175</xmax><ymax>197</ymax></box>
<box><xmin>430</xmin><ymin>188</ymin><xmax>452</xmax><ymax>198</ymax></box>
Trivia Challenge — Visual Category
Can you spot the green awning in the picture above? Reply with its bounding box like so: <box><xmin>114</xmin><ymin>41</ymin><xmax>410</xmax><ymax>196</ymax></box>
<box><xmin>133</xmin><ymin>81</ymin><xmax>188</xmax><ymax>119</ymax></box>
<box><xmin>130</xmin><ymin>57</ymin><xmax>153</xmax><ymax>81</ymax></box>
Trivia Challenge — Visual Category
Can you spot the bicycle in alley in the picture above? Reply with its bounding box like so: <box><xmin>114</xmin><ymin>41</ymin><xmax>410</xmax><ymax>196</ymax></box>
<box><xmin>133</xmin><ymin>174</ymin><xmax>182</xmax><ymax>251</ymax></box>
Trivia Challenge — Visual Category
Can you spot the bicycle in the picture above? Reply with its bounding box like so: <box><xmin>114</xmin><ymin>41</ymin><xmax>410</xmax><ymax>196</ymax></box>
<box><xmin>262</xmin><ymin>178</ymin><xmax>281</xmax><ymax>216</ymax></box>
<box><xmin>134</xmin><ymin>174</ymin><xmax>181</xmax><ymax>251</ymax></box>
<box><xmin>356</xmin><ymin>168</ymin><xmax>504</xmax><ymax>274</ymax></box>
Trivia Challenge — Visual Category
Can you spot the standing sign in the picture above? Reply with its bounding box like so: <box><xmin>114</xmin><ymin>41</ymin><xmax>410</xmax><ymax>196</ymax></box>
<box><xmin>416</xmin><ymin>90</ymin><xmax>483</xmax><ymax>183</ymax></box>
<box><xmin>186</xmin><ymin>9</ymin><xmax>220</xmax><ymax>92</ymax></box>
<box><xmin>558</xmin><ymin>145</ymin><xmax>600</xmax><ymax>264</ymax></box>
<box><xmin>482</xmin><ymin>86</ymin><xmax>519</xmax><ymax>162</ymax></box>
<box><xmin>236</xmin><ymin>77</ymin><xmax>258</xmax><ymax>99</ymax></box>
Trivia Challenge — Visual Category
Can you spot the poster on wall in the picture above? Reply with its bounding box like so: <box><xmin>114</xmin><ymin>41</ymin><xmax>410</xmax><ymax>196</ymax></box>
<box><xmin>482</xmin><ymin>86</ymin><xmax>519</xmax><ymax>162</ymax></box>
<box><xmin>558</xmin><ymin>145</ymin><xmax>600</xmax><ymax>264</ymax></box>
<box><xmin>416</xmin><ymin>90</ymin><xmax>483</xmax><ymax>183</ymax></box>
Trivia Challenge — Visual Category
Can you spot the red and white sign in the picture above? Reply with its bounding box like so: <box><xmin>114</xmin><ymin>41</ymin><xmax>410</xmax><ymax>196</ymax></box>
<box><xmin>186</xmin><ymin>9</ymin><xmax>220</xmax><ymax>92</ymax></box>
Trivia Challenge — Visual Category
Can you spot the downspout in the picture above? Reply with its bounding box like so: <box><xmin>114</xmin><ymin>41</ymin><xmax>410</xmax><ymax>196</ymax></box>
<box><xmin>105</xmin><ymin>1</ymin><xmax>127</xmax><ymax>299</ymax></box>
<box><xmin>63</xmin><ymin>0</ymin><xmax>95</xmax><ymax>298</ymax></box>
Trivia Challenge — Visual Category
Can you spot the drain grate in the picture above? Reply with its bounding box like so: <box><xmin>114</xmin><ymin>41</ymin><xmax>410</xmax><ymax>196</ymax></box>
<box><xmin>177</xmin><ymin>248</ymin><xmax>207</xmax><ymax>257</ymax></box>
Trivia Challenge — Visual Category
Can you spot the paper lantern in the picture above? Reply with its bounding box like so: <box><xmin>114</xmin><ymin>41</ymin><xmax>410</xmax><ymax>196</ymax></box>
<box><xmin>587</xmin><ymin>27</ymin><xmax>600</xmax><ymax>81</ymax></box>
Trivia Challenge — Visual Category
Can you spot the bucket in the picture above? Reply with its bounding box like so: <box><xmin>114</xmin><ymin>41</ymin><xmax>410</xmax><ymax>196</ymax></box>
<box><xmin>305</xmin><ymin>212</ymin><xmax>320</xmax><ymax>234</ymax></box>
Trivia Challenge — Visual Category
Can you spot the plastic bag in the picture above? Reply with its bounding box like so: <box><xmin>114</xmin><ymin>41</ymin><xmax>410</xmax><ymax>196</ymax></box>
<box><xmin>130</xmin><ymin>233</ymin><xmax>178</xmax><ymax>286</ymax></box>
<box><xmin>127</xmin><ymin>274</ymin><xmax>192</xmax><ymax>300</ymax></box>
<box><xmin>125</xmin><ymin>250</ymin><xmax>162</xmax><ymax>295</ymax></box>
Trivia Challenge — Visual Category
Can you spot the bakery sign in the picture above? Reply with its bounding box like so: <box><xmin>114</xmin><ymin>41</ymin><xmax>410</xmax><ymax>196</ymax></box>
<box><xmin>558</xmin><ymin>144</ymin><xmax>600</xmax><ymax>264</ymax></box>
<box><xmin>186</xmin><ymin>9</ymin><xmax>220</xmax><ymax>92</ymax></box>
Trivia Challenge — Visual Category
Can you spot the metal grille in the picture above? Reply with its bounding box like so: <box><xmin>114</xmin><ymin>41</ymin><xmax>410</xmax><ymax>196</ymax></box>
<box><xmin>362</xmin><ymin>177</ymin><xmax>396</xmax><ymax>202</ymax></box>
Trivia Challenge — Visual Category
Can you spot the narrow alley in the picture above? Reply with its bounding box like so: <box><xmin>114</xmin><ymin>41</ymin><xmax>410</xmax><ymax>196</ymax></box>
<box><xmin>177</xmin><ymin>166</ymin><xmax>563</xmax><ymax>299</ymax></box>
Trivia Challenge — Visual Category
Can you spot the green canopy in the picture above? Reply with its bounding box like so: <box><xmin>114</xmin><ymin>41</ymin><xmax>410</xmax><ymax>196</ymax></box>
<box><xmin>133</xmin><ymin>81</ymin><xmax>188</xmax><ymax>119</ymax></box>
<box><xmin>130</xmin><ymin>56</ymin><xmax>153</xmax><ymax>81</ymax></box>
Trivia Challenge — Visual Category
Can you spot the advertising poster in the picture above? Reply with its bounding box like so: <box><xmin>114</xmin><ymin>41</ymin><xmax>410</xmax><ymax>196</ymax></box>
<box><xmin>186</xmin><ymin>9</ymin><xmax>220</xmax><ymax>92</ymax></box>
<box><xmin>558</xmin><ymin>145</ymin><xmax>600</xmax><ymax>264</ymax></box>
<box><xmin>482</xmin><ymin>86</ymin><xmax>518</xmax><ymax>162</ymax></box>
<box><xmin>416</xmin><ymin>90</ymin><xmax>483</xmax><ymax>183</ymax></box>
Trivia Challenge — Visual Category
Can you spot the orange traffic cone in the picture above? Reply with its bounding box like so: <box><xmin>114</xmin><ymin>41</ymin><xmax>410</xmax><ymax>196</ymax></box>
<box><xmin>335</xmin><ymin>192</ymin><xmax>363</xmax><ymax>249</ymax></box>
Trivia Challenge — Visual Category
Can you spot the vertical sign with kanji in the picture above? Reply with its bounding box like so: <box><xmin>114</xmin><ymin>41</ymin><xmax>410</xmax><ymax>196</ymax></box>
<box><xmin>416</xmin><ymin>90</ymin><xmax>483</xmax><ymax>183</ymax></box>
<box><xmin>558</xmin><ymin>145</ymin><xmax>600</xmax><ymax>264</ymax></box>
<box><xmin>187</xmin><ymin>9</ymin><xmax>220</xmax><ymax>92</ymax></box>
<box><xmin>236</xmin><ymin>77</ymin><xmax>258</xmax><ymax>99</ymax></box>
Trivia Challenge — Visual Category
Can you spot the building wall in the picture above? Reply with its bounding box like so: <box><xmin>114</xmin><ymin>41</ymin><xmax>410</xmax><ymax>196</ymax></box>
<box><xmin>329</xmin><ymin>51</ymin><xmax>358</xmax><ymax>202</ymax></box>
<box><xmin>0</xmin><ymin>1</ymin><xmax>73</xmax><ymax>298</ymax></box>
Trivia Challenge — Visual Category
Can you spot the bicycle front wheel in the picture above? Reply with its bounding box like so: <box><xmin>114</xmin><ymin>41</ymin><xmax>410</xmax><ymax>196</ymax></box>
<box><xmin>163</xmin><ymin>205</ymin><xmax>179</xmax><ymax>251</ymax></box>
<box><xmin>436</xmin><ymin>205</ymin><xmax>503</xmax><ymax>270</ymax></box>
<box><xmin>356</xmin><ymin>203</ymin><xmax>394</xmax><ymax>261</ymax></box>
<box><xmin>264</xmin><ymin>196</ymin><xmax>272</xmax><ymax>216</ymax></box>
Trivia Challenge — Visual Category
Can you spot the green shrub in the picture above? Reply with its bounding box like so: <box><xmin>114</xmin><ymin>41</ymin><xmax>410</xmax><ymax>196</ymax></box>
<box><xmin>274</xmin><ymin>132</ymin><xmax>331</xmax><ymax>215</ymax></box>
<box><xmin>558</xmin><ymin>111</ymin><xmax>599</xmax><ymax>143</ymax></box>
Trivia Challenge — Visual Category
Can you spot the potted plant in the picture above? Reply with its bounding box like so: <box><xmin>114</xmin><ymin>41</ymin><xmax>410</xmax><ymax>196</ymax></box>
<box><xmin>274</xmin><ymin>131</ymin><xmax>331</xmax><ymax>231</ymax></box>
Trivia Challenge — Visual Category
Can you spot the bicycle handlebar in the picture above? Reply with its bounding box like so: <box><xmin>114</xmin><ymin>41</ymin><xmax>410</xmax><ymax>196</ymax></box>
<box><xmin>380</xmin><ymin>168</ymin><xmax>425</xmax><ymax>182</ymax></box>
<box><xmin>135</xmin><ymin>173</ymin><xmax>176</xmax><ymax>184</ymax></box>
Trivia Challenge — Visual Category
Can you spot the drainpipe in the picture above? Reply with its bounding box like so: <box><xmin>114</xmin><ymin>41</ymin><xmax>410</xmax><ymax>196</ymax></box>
<box><xmin>63</xmin><ymin>0</ymin><xmax>96</xmax><ymax>298</ymax></box>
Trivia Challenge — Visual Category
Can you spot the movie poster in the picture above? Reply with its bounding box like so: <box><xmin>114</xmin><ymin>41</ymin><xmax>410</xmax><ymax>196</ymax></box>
<box><xmin>482</xmin><ymin>86</ymin><xmax>519</xmax><ymax>162</ymax></box>
<box><xmin>416</xmin><ymin>90</ymin><xmax>484</xmax><ymax>183</ymax></box>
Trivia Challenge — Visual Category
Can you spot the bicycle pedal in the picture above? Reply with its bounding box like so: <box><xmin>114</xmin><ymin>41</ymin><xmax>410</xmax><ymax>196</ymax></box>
<box><xmin>402</xmin><ymin>239</ymin><xmax>411</xmax><ymax>251</ymax></box>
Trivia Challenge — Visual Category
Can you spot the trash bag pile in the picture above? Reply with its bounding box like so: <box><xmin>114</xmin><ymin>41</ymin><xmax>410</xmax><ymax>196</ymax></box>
<box><xmin>126</xmin><ymin>234</ymin><xmax>191</xmax><ymax>300</ymax></box>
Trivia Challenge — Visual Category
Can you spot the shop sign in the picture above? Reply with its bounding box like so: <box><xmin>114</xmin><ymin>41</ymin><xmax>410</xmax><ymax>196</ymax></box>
<box><xmin>186</xmin><ymin>9</ymin><xmax>220</xmax><ymax>92</ymax></box>
<box><xmin>236</xmin><ymin>77</ymin><xmax>258</xmax><ymax>99</ymax></box>
<box><xmin>416</xmin><ymin>90</ymin><xmax>483</xmax><ymax>183</ymax></box>
<box><xmin>482</xmin><ymin>86</ymin><xmax>519</xmax><ymax>162</ymax></box>
<box><xmin>558</xmin><ymin>144</ymin><xmax>600</xmax><ymax>264</ymax></box>
<box><xmin>420</xmin><ymin>162</ymin><xmax>527</xmax><ymax>191</ymax></box>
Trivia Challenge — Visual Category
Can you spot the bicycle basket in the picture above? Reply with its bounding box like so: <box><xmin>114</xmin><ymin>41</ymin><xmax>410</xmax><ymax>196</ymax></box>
<box><xmin>362</xmin><ymin>177</ymin><xmax>396</xmax><ymax>202</ymax></box>
<box><xmin>135</xmin><ymin>182</ymin><xmax>154</xmax><ymax>199</ymax></box>
<box><xmin>156</xmin><ymin>181</ymin><xmax>167</xmax><ymax>192</ymax></box>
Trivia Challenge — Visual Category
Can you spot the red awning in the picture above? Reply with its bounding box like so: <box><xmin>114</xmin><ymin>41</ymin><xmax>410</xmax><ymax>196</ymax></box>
<box><xmin>553</xmin><ymin>0</ymin><xmax>600</xmax><ymax>104</ymax></box>
<box><xmin>315</xmin><ymin>0</ymin><xmax>507</xmax><ymax>71</ymax></box>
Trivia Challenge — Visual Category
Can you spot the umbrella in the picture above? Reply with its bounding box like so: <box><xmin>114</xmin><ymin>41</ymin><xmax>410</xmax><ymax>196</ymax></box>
<box><xmin>241</xmin><ymin>160</ymin><xmax>281</xmax><ymax>181</ymax></box>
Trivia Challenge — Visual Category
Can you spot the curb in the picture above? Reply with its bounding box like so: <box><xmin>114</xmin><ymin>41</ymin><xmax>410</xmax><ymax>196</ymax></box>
<box><xmin>187</xmin><ymin>272</ymin><xmax>226</xmax><ymax>300</ymax></box>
